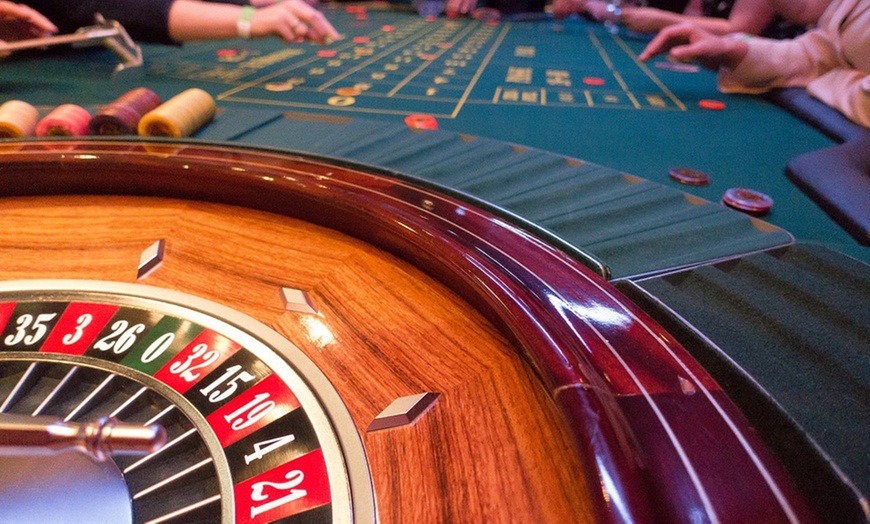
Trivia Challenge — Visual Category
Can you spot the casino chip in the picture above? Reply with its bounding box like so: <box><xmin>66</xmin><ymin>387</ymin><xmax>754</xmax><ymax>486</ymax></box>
<box><xmin>317</xmin><ymin>49</ymin><xmax>337</xmax><ymax>58</ymax></box>
<box><xmin>404</xmin><ymin>114</ymin><xmax>438</xmax><ymax>130</ymax></box>
<box><xmin>699</xmin><ymin>99</ymin><xmax>726</xmax><ymax>110</ymax></box>
<box><xmin>0</xmin><ymin>100</ymin><xmax>38</xmax><ymax>138</ymax></box>
<box><xmin>668</xmin><ymin>167</ymin><xmax>710</xmax><ymax>187</ymax></box>
<box><xmin>722</xmin><ymin>187</ymin><xmax>774</xmax><ymax>215</ymax></box>
<box><xmin>583</xmin><ymin>77</ymin><xmax>605</xmax><ymax>86</ymax></box>
<box><xmin>336</xmin><ymin>87</ymin><xmax>362</xmax><ymax>96</ymax></box>
<box><xmin>138</xmin><ymin>88</ymin><xmax>216</xmax><ymax>138</ymax></box>
<box><xmin>90</xmin><ymin>87</ymin><xmax>162</xmax><ymax>136</ymax></box>
<box><xmin>36</xmin><ymin>104</ymin><xmax>91</xmax><ymax>137</ymax></box>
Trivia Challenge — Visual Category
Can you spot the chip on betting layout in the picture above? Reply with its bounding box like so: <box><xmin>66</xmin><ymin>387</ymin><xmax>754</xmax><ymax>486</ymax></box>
<box><xmin>699</xmin><ymin>99</ymin><xmax>726</xmax><ymax>110</ymax></box>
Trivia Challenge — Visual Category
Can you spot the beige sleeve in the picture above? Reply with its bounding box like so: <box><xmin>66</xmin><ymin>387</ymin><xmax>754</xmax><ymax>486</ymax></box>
<box><xmin>717</xmin><ymin>30</ymin><xmax>842</xmax><ymax>94</ymax></box>
<box><xmin>807</xmin><ymin>69</ymin><xmax>870</xmax><ymax>127</ymax></box>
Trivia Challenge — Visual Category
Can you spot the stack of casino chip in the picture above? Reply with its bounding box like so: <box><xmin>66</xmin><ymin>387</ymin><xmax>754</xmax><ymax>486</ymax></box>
<box><xmin>90</xmin><ymin>87</ymin><xmax>163</xmax><ymax>135</ymax></box>
<box><xmin>0</xmin><ymin>100</ymin><xmax>39</xmax><ymax>138</ymax></box>
<box><xmin>138</xmin><ymin>88</ymin><xmax>216</xmax><ymax>138</ymax></box>
<box><xmin>35</xmin><ymin>104</ymin><xmax>92</xmax><ymax>137</ymax></box>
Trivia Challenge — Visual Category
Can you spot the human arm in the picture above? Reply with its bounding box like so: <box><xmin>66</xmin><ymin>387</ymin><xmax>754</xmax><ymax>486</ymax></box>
<box><xmin>806</xmin><ymin>69</ymin><xmax>870</xmax><ymax>127</ymax></box>
<box><xmin>620</xmin><ymin>0</ymin><xmax>776</xmax><ymax>35</ymax></box>
<box><xmin>167</xmin><ymin>0</ymin><xmax>338</xmax><ymax>44</ymax></box>
<box><xmin>571</xmin><ymin>0</ymin><xmax>774</xmax><ymax>35</ymax></box>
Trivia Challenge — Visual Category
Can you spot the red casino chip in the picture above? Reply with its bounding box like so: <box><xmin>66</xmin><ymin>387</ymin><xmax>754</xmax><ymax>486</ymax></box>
<box><xmin>583</xmin><ymin>77</ymin><xmax>606</xmax><ymax>86</ymax></box>
<box><xmin>722</xmin><ymin>187</ymin><xmax>774</xmax><ymax>215</ymax></box>
<box><xmin>668</xmin><ymin>167</ymin><xmax>710</xmax><ymax>187</ymax></box>
<box><xmin>317</xmin><ymin>49</ymin><xmax>337</xmax><ymax>58</ymax></box>
<box><xmin>353</xmin><ymin>36</ymin><xmax>370</xmax><ymax>44</ymax></box>
<box><xmin>381</xmin><ymin>24</ymin><xmax>395</xmax><ymax>32</ymax></box>
<box><xmin>404</xmin><ymin>114</ymin><xmax>438</xmax><ymax>130</ymax></box>
<box><xmin>35</xmin><ymin>104</ymin><xmax>92</xmax><ymax>137</ymax></box>
<box><xmin>699</xmin><ymin>99</ymin><xmax>726</xmax><ymax>110</ymax></box>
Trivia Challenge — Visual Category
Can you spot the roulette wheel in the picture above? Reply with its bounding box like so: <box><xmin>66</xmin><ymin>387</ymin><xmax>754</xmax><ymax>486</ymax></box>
<box><xmin>0</xmin><ymin>139</ymin><xmax>813</xmax><ymax>523</ymax></box>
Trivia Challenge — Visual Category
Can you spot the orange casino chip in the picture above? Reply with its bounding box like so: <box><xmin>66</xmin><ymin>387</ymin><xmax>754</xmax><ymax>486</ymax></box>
<box><xmin>699</xmin><ymin>99</ymin><xmax>726</xmax><ymax>110</ymax></box>
<box><xmin>336</xmin><ymin>87</ymin><xmax>362</xmax><ymax>96</ymax></box>
<box><xmin>404</xmin><ymin>114</ymin><xmax>438</xmax><ymax>130</ymax></box>
<box><xmin>381</xmin><ymin>25</ymin><xmax>395</xmax><ymax>32</ymax></box>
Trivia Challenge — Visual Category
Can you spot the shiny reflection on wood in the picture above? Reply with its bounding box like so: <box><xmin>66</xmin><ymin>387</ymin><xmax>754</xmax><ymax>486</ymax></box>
<box><xmin>137</xmin><ymin>239</ymin><xmax>166</xmax><ymax>279</ymax></box>
<box><xmin>367</xmin><ymin>392</ymin><xmax>441</xmax><ymax>432</ymax></box>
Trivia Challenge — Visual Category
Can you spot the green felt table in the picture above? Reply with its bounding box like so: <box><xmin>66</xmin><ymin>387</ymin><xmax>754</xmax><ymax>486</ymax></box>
<box><xmin>1</xmin><ymin>6</ymin><xmax>866</xmax><ymax>274</ymax></box>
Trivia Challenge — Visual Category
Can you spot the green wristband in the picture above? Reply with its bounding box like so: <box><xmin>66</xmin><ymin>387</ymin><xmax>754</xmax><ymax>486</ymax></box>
<box><xmin>237</xmin><ymin>5</ymin><xmax>255</xmax><ymax>39</ymax></box>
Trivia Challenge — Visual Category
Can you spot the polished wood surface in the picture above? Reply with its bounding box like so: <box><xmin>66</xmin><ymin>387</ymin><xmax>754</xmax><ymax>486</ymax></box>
<box><xmin>0</xmin><ymin>141</ymin><xmax>821</xmax><ymax>523</ymax></box>
<box><xmin>0</xmin><ymin>194</ymin><xmax>593</xmax><ymax>523</ymax></box>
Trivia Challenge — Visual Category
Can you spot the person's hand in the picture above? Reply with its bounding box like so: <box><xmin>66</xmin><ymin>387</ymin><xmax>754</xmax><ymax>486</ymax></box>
<box><xmin>0</xmin><ymin>1</ymin><xmax>57</xmax><ymax>43</ymax></box>
<box><xmin>639</xmin><ymin>22</ymin><xmax>749</xmax><ymax>70</ymax></box>
<box><xmin>552</xmin><ymin>0</ymin><xmax>587</xmax><ymax>20</ymax></box>
<box><xmin>250</xmin><ymin>0</ymin><xmax>339</xmax><ymax>44</ymax></box>
<box><xmin>446</xmin><ymin>0</ymin><xmax>477</xmax><ymax>16</ymax></box>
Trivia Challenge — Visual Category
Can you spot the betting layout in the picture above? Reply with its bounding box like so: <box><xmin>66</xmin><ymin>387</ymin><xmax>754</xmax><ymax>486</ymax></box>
<box><xmin>0</xmin><ymin>284</ymin><xmax>372</xmax><ymax>524</ymax></box>
<box><xmin>144</xmin><ymin>9</ymin><xmax>689</xmax><ymax>119</ymax></box>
